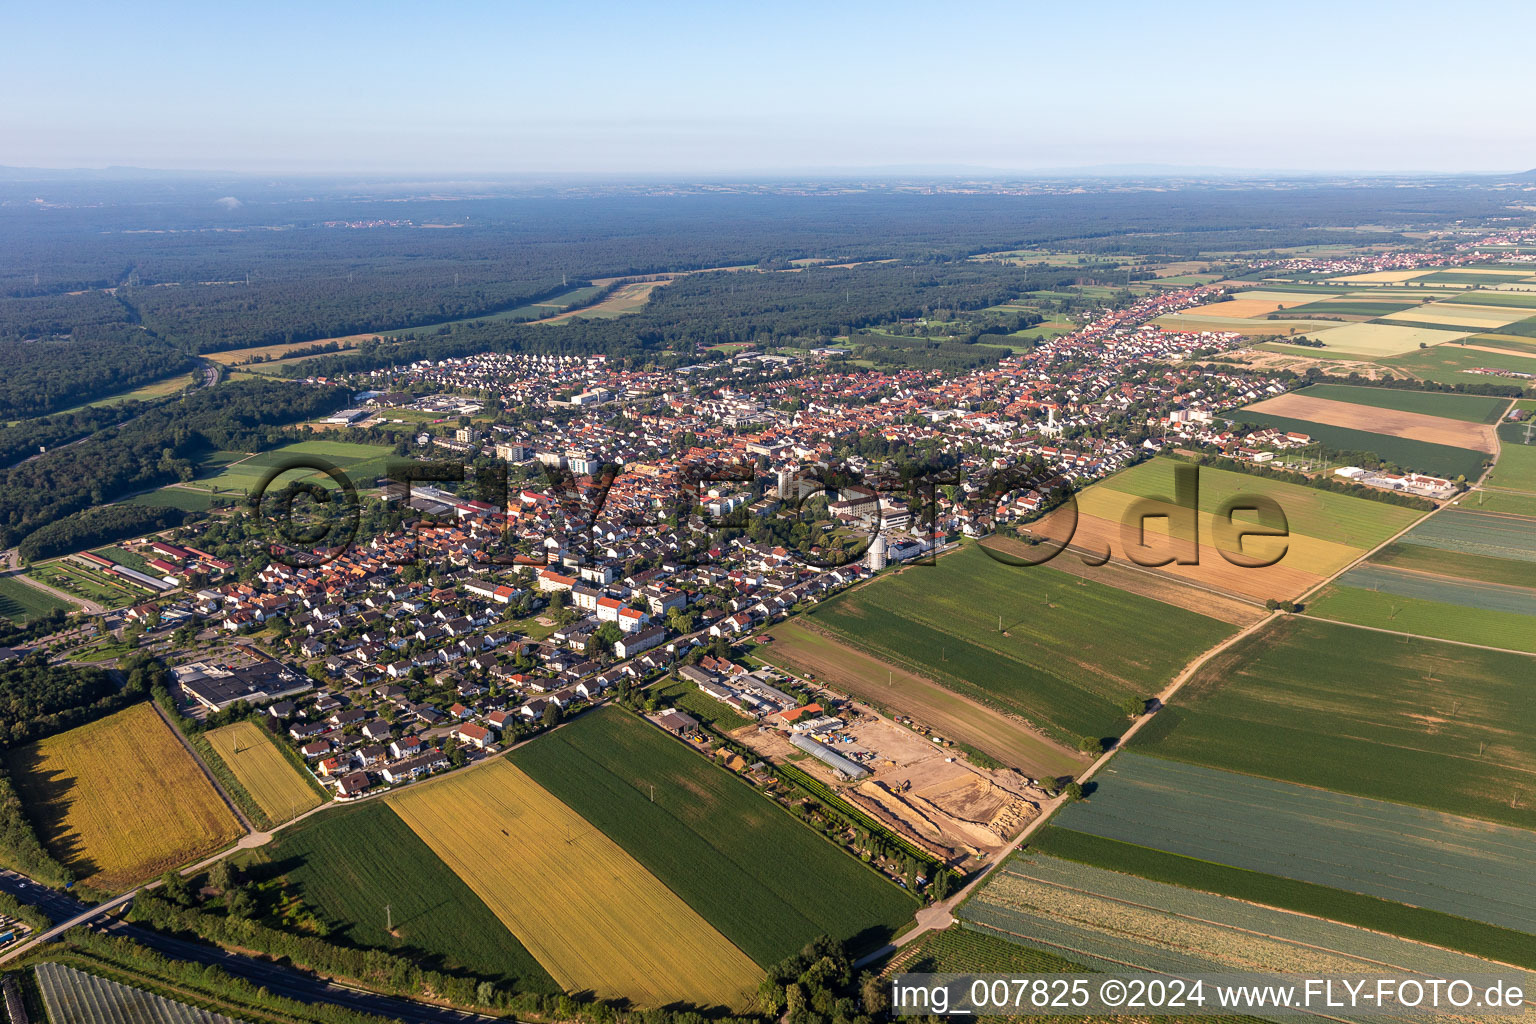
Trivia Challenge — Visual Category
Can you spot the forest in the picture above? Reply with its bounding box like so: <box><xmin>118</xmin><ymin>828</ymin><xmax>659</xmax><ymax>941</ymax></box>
<box><xmin>3</xmin><ymin>177</ymin><xmax>1519</xmax><ymax>356</ymax></box>
<box><xmin>0</xmin><ymin>651</ymin><xmax>162</xmax><ymax>749</ymax></box>
<box><xmin>287</xmin><ymin>261</ymin><xmax>1087</xmax><ymax>376</ymax></box>
<box><xmin>0</xmin><ymin>325</ymin><xmax>196</xmax><ymax>417</ymax></box>
<box><xmin>18</xmin><ymin>504</ymin><xmax>187</xmax><ymax>563</ymax></box>
<box><xmin>0</xmin><ymin>379</ymin><xmax>346</xmax><ymax>549</ymax></box>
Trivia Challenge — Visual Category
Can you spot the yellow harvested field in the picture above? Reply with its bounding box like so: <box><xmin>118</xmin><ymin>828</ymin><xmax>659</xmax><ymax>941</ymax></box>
<box><xmin>1243</xmin><ymin>393</ymin><xmax>1497</xmax><ymax>453</ymax></box>
<box><xmin>1457</xmin><ymin>344</ymin><xmax>1536</xmax><ymax>361</ymax></box>
<box><xmin>1329</xmin><ymin>270</ymin><xmax>1432</xmax><ymax>283</ymax></box>
<box><xmin>1183</xmin><ymin>290</ymin><xmax>1333</xmax><ymax>320</ymax></box>
<box><xmin>1448</xmin><ymin>267</ymin><xmax>1536</xmax><ymax>277</ymax></box>
<box><xmin>389</xmin><ymin>760</ymin><xmax>761</xmax><ymax>1009</ymax></box>
<box><xmin>1379</xmin><ymin>303</ymin><xmax>1533</xmax><ymax>329</ymax></box>
<box><xmin>1024</xmin><ymin>482</ymin><xmax>1364</xmax><ymax>602</ymax></box>
<box><xmin>5</xmin><ymin>703</ymin><xmax>242</xmax><ymax>891</ymax></box>
<box><xmin>1299</xmin><ymin>321</ymin><xmax>1471</xmax><ymax>355</ymax></box>
<box><xmin>1153</xmin><ymin>314</ymin><xmax>1343</xmax><ymax>337</ymax></box>
<box><xmin>206</xmin><ymin>338</ymin><xmax>367</xmax><ymax>365</ymax></box>
<box><xmin>207</xmin><ymin>721</ymin><xmax>323</xmax><ymax>823</ymax></box>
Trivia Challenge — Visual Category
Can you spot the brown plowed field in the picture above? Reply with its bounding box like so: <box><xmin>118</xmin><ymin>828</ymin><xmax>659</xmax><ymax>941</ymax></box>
<box><xmin>1244</xmin><ymin>393</ymin><xmax>1497</xmax><ymax>452</ymax></box>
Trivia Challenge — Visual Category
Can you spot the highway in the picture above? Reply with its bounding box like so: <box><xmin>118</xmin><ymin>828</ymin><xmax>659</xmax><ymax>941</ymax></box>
<box><xmin>0</xmin><ymin>870</ymin><xmax>495</xmax><ymax>1024</ymax></box>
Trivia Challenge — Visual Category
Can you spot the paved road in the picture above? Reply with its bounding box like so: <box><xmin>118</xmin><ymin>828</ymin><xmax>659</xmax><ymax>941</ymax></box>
<box><xmin>0</xmin><ymin>871</ymin><xmax>494</xmax><ymax>1024</ymax></box>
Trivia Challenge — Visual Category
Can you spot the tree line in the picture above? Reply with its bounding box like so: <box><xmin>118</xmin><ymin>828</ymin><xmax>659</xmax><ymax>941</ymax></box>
<box><xmin>0</xmin><ymin>378</ymin><xmax>347</xmax><ymax>549</ymax></box>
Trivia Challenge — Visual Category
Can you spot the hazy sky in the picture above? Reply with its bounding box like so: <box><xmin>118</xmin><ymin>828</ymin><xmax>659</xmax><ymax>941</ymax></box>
<box><xmin>5</xmin><ymin>0</ymin><xmax>1534</xmax><ymax>175</ymax></box>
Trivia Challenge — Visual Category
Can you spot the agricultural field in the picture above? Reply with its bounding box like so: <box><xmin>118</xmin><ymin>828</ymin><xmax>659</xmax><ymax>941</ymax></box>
<box><xmin>977</xmin><ymin>534</ymin><xmax>1266</xmax><ymax>625</ymax></box>
<box><xmin>1153</xmin><ymin>312</ymin><xmax>1342</xmax><ymax>337</ymax></box>
<box><xmin>1297</xmin><ymin>321</ymin><xmax>1471</xmax><ymax>356</ymax></box>
<box><xmin>1031</xmin><ymin>829</ymin><xmax>1536</xmax><ymax>969</ymax></box>
<box><xmin>1488</xmin><ymin>420</ymin><xmax>1536</xmax><ymax>493</ymax></box>
<box><xmin>1236</xmin><ymin>395</ymin><xmax>1493</xmax><ymax>479</ymax></box>
<box><xmin>962</xmin><ymin>854</ymin><xmax>1510</xmax><ymax>992</ymax></box>
<box><xmin>804</xmin><ymin>544</ymin><xmax>1234</xmax><ymax>745</ymax></box>
<box><xmin>5</xmin><ymin>703</ymin><xmax>242</xmax><ymax>890</ymax></box>
<box><xmin>1448</xmin><ymin>290</ymin><xmax>1536</xmax><ymax>308</ymax></box>
<box><xmin>1383</xmin><ymin>341</ymin><xmax>1536</xmax><ymax>389</ymax></box>
<box><xmin>1468</xmin><ymin>491</ymin><xmax>1536</xmax><ymax>517</ymax></box>
<box><xmin>511</xmin><ymin>706</ymin><xmax>918</xmax><ymax>966</ymax></box>
<box><xmin>0</xmin><ymin>575</ymin><xmax>69</xmax><ymax>624</ymax></box>
<box><xmin>1132</xmin><ymin>616</ymin><xmax>1536</xmax><ymax>829</ymax></box>
<box><xmin>1275</xmin><ymin>299</ymin><xmax>1419</xmax><ymax>317</ymax></box>
<box><xmin>50</xmin><ymin>371</ymin><xmax>199</xmax><ymax>416</ymax></box>
<box><xmin>183</xmin><ymin>440</ymin><xmax>398</xmax><ymax>497</ymax></box>
<box><xmin>1381</xmin><ymin>303</ymin><xmax>1535</xmax><ymax>330</ymax></box>
<box><xmin>1286</xmin><ymin>383</ymin><xmax>1510</xmax><ymax>423</ymax></box>
<box><xmin>1028</xmin><ymin>457</ymin><xmax>1422</xmax><ymax>602</ymax></box>
<box><xmin>205</xmin><ymin>721</ymin><xmax>324</xmax><ymax>823</ymax></box>
<box><xmin>1307</xmin><ymin>567</ymin><xmax>1536</xmax><ymax>653</ymax></box>
<box><xmin>248</xmin><ymin>801</ymin><xmax>556</xmax><ymax>989</ymax></box>
<box><xmin>36</xmin><ymin>961</ymin><xmax>244</xmax><ymax>1024</ymax></box>
<box><xmin>125</xmin><ymin>486</ymin><xmax>220</xmax><ymax>512</ymax></box>
<box><xmin>389</xmin><ymin>757</ymin><xmax>762</xmax><ymax>1009</ymax></box>
<box><xmin>1103</xmin><ymin>457</ymin><xmax>1420</xmax><ymax>549</ymax></box>
<box><xmin>759</xmin><ymin>618</ymin><xmax>1084</xmax><ymax>776</ymax></box>
<box><xmin>1371</xmin><ymin>508</ymin><xmax>1536</xmax><ymax>588</ymax></box>
<box><xmin>1054</xmin><ymin>753</ymin><xmax>1536</xmax><ymax>935</ymax></box>
<box><xmin>1185</xmin><ymin>290</ymin><xmax>1335</xmax><ymax>319</ymax></box>
<box><xmin>889</xmin><ymin>926</ymin><xmax>1271</xmax><ymax>1024</ymax></box>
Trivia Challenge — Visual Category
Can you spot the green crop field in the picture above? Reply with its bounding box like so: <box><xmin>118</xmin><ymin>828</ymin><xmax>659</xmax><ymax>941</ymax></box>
<box><xmin>1384</xmin><ymin>342</ymin><xmax>1536</xmax><ymax>389</ymax></box>
<box><xmin>186</xmin><ymin>440</ymin><xmax>398</xmax><ymax>496</ymax></box>
<box><xmin>1277</xmin><ymin>300</ymin><xmax>1419</xmax><ymax>317</ymax></box>
<box><xmin>1101</xmin><ymin>457</ymin><xmax>1421</xmax><ymax>549</ymax></box>
<box><xmin>1231</xmin><ymin>411</ymin><xmax>1488</xmax><ymax>480</ymax></box>
<box><xmin>1295</xmin><ymin>384</ymin><xmax>1508</xmax><ymax>423</ymax></box>
<box><xmin>0</xmin><ymin>576</ymin><xmax>70</xmax><ymax>623</ymax></box>
<box><xmin>1360</xmin><ymin>507</ymin><xmax>1536</xmax><ymax>591</ymax></box>
<box><xmin>1450</xmin><ymin>290</ymin><xmax>1536</xmax><ymax>308</ymax></box>
<box><xmin>1307</xmin><ymin>581</ymin><xmax>1536</xmax><ymax>653</ymax></box>
<box><xmin>248</xmin><ymin>800</ymin><xmax>557</xmax><ymax>990</ymax></box>
<box><xmin>511</xmin><ymin>706</ymin><xmax>916</xmax><ymax>965</ymax></box>
<box><xmin>1330</xmin><ymin>564</ymin><xmax>1536</xmax><ymax>617</ymax></box>
<box><xmin>1030</xmin><ymin>829</ymin><xmax>1536</xmax><ymax>970</ymax></box>
<box><xmin>1489</xmin><ymin>421</ymin><xmax>1536</xmax><ymax>493</ymax></box>
<box><xmin>803</xmin><ymin>544</ymin><xmax>1233</xmax><ymax>745</ymax></box>
<box><xmin>1387</xmin><ymin>507</ymin><xmax>1536</xmax><ymax>561</ymax></box>
<box><xmin>1054</xmin><ymin>753</ymin><xmax>1536</xmax><ymax>936</ymax></box>
<box><xmin>1373</xmin><ymin>542</ymin><xmax>1536</xmax><ymax>589</ymax></box>
<box><xmin>1468</xmin><ymin>491</ymin><xmax>1536</xmax><ymax>517</ymax></box>
<box><xmin>126</xmin><ymin>487</ymin><xmax>219</xmax><ymax>512</ymax></box>
<box><xmin>1133</xmin><ymin>616</ymin><xmax>1536</xmax><ymax>829</ymax></box>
